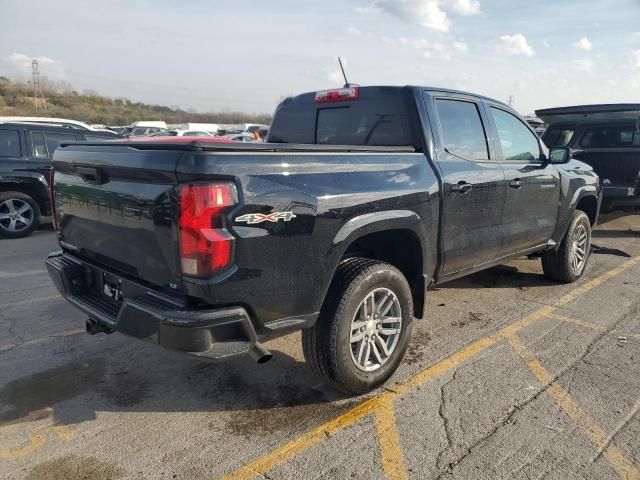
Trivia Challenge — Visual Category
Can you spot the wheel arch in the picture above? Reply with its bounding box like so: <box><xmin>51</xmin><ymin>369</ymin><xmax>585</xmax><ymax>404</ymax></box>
<box><xmin>0</xmin><ymin>174</ymin><xmax>50</xmax><ymax>215</ymax></box>
<box><xmin>331</xmin><ymin>210</ymin><xmax>429</xmax><ymax>320</ymax></box>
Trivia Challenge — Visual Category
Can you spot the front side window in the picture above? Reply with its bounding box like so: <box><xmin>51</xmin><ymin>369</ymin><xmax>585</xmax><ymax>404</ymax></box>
<box><xmin>491</xmin><ymin>107</ymin><xmax>540</xmax><ymax>162</ymax></box>
<box><xmin>31</xmin><ymin>131</ymin><xmax>48</xmax><ymax>157</ymax></box>
<box><xmin>435</xmin><ymin>99</ymin><xmax>489</xmax><ymax>160</ymax></box>
<box><xmin>0</xmin><ymin>130</ymin><xmax>21</xmax><ymax>157</ymax></box>
<box><xmin>45</xmin><ymin>132</ymin><xmax>77</xmax><ymax>157</ymax></box>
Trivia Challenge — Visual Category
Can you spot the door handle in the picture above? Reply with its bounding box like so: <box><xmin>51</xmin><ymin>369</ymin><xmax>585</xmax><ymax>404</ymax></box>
<box><xmin>509</xmin><ymin>179</ymin><xmax>525</xmax><ymax>188</ymax></box>
<box><xmin>451</xmin><ymin>182</ymin><xmax>473</xmax><ymax>194</ymax></box>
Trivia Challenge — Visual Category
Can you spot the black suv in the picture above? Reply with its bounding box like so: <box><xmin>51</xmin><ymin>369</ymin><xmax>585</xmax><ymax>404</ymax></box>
<box><xmin>537</xmin><ymin>104</ymin><xmax>640</xmax><ymax>211</ymax></box>
<box><xmin>0</xmin><ymin>122</ymin><xmax>116</xmax><ymax>238</ymax></box>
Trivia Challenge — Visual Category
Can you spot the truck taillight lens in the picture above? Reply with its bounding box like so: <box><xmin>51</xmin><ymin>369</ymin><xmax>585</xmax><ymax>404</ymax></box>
<box><xmin>179</xmin><ymin>183</ymin><xmax>237</xmax><ymax>277</ymax></box>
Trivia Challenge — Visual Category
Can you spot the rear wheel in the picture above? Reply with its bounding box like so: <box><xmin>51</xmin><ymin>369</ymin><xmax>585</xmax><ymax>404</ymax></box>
<box><xmin>302</xmin><ymin>258</ymin><xmax>413</xmax><ymax>395</ymax></box>
<box><xmin>0</xmin><ymin>192</ymin><xmax>40</xmax><ymax>239</ymax></box>
<box><xmin>541</xmin><ymin>210</ymin><xmax>591</xmax><ymax>283</ymax></box>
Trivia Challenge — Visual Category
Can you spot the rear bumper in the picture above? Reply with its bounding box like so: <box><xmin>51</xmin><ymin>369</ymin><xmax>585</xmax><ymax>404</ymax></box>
<box><xmin>46</xmin><ymin>251</ymin><xmax>269</xmax><ymax>362</ymax></box>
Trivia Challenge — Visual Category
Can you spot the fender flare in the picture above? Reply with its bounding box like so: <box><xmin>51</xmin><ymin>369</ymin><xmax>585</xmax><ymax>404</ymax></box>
<box><xmin>332</xmin><ymin>210</ymin><xmax>429</xmax><ymax>266</ymax></box>
<box><xmin>328</xmin><ymin>210</ymin><xmax>430</xmax><ymax>319</ymax></box>
<box><xmin>552</xmin><ymin>185</ymin><xmax>600</xmax><ymax>247</ymax></box>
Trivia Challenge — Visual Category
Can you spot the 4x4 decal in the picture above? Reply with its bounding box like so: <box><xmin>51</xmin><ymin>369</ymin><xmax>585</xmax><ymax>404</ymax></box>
<box><xmin>235</xmin><ymin>211</ymin><xmax>296</xmax><ymax>224</ymax></box>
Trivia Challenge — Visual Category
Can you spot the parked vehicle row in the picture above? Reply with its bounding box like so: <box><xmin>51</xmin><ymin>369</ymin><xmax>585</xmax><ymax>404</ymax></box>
<box><xmin>46</xmin><ymin>85</ymin><xmax>600</xmax><ymax>394</ymax></box>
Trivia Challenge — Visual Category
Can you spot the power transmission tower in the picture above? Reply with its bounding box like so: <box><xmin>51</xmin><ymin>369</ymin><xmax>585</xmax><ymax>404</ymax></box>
<box><xmin>32</xmin><ymin>60</ymin><xmax>47</xmax><ymax>113</ymax></box>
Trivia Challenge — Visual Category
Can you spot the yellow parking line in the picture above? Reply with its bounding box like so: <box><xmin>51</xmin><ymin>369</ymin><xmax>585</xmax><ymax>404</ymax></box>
<box><xmin>0</xmin><ymin>435</ymin><xmax>47</xmax><ymax>460</ymax></box>
<box><xmin>221</xmin><ymin>256</ymin><xmax>640</xmax><ymax>479</ymax></box>
<box><xmin>375</xmin><ymin>398</ymin><xmax>408</xmax><ymax>480</ymax></box>
<box><xmin>221</xmin><ymin>397</ymin><xmax>382</xmax><ymax>480</ymax></box>
<box><xmin>506</xmin><ymin>334</ymin><xmax>640</xmax><ymax>480</ymax></box>
<box><xmin>544</xmin><ymin>311</ymin><xmax>606</xmax><ymax>331</ymax></box>
<box><xmin>545</xmin><ymin>312</ymin><xmax>640</xmax><ymax>343</ymax></box>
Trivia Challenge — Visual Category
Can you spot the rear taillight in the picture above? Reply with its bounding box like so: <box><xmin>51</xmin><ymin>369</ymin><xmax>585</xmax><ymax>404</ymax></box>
<box><xmin>314</xmin><ymin>87</ymin><xmax>359</xmax><ymax>103</ymax></box>
<box><xmin>178</xmin><ymin>183</ymin><xmax>237</xmax><ymax>277</ymax></box>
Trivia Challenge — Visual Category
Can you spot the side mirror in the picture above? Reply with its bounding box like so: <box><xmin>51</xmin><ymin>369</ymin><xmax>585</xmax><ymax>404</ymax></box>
<box><xmin>548</xmin><ymin>147</ymin><xmax>570</xmax><ymax>164</ymax></box>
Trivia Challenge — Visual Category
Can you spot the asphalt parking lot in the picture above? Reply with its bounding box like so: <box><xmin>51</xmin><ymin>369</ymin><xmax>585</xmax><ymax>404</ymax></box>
<box><xmin>1</xmin><ymin>213</ymin><xmax>639</xmax><ymax>480</ymax></box>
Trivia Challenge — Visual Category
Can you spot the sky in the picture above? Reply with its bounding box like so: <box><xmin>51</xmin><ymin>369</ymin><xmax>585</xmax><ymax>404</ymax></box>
<box><xmin>1</xmin><ymin>0</ymin><xmax>640</xmax><ymax>116</ymax></box>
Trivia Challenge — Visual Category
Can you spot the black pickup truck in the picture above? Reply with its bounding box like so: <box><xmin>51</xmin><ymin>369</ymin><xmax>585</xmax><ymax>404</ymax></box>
<box><xmin>46</xmin><ymin>86</ymin><xmax>601</xmax><ymax>394</ymax></box>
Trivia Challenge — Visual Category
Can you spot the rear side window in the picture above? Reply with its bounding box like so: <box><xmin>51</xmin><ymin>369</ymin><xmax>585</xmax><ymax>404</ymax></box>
<box><xmin>268</xmin><ymin>88</ymin><xmax>417</xmax><ymax>147</ymax></box>
<box><xmin>0</xmin><ymin>130</ymin><xmax>21</xmax><ymax>157</ymax></box>
<box><xmin>31</xmin><ymin>131</ymin><xmax>48</xmax><ymax>157</ymax></box>
<box><xmin>579</xmin><ymin>126</ymin><xmax>639</xmax><ymax>148</ymax></box>
<box><xmin>542</xmin><ymin>128</ymin><xmax>575</xmax><ymax>148</ymax></box>
<box><xmin>435</xmin><ymin>99</ymin><xmax>489</xmax><ymax>160</ymax></box>
<box><xmin>490</xmin><ymin>107</ymin><xmax>540</xmax><ymax>162</ymax></box>
<box><xmin>45</xmin><ymin>132</ymin><xmax>77</xmax><ymax>156</ymax></box>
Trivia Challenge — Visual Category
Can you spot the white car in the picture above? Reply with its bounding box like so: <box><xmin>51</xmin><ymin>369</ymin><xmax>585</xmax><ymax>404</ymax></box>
<box><xmin>225</xmin><ymin>133</ymin><xmax>256</xmax><ymax>143</ymax></box>
<box><xmin>0</xmin><ymin>116</ymin><xmax>116</xmax><ymax>134</ymax></box>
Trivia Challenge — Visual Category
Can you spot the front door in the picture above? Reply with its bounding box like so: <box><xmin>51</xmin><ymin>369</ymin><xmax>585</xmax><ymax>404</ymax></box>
<box><xmin>486</xmin><ymin>105</ymin><xmax>560</xmax><ymax>254</ymax></box>
<box><xmin>426</xmin><ymin>94</ymin><xmax>506</xmax><ymax>275</ymax></box>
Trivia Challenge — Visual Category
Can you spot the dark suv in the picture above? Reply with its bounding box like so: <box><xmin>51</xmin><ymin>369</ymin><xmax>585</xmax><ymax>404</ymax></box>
<box><xmin>537</xmin><ymin>104</ymin><xmax>640</xmax><ymax>211</ymax></box>
<box><xmin>0</xmin><ymin>122</ymin><xmax>116</xmax><ymax>238</ymax></box>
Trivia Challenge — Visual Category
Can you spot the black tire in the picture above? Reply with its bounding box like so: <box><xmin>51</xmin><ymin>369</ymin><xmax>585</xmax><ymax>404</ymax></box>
<box><xmin>302</xmin><ymin>257</ymin><xmax>413</xmax><ymax>395</ymax></box>
<box><xmin>0</xmin><ymin>191</ymin><xmax>41</xmax><ymax>239</ymax></box>
<box><xmin>542</xmin><ymin>210</ymin><xmax>591</xmax><ymax>283</ymax></box>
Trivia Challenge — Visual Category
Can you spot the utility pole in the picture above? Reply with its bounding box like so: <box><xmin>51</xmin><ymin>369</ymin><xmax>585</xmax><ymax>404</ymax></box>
<box><xmin>32</xmin><ymin>59</ymin><xmax>47</xmax><ymax>113</ymax></box>
<box><xmin>507</xmin><ymin>94</ymin><xmax>514</xmax><ymax>107</ymax></box>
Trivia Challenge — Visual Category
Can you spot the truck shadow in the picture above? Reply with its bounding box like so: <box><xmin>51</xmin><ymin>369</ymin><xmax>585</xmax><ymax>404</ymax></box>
<box><xmin>0</xmin><ymin>346</ymin><xmax>357</xmax><ymax>436</ymax></box>
<box><xmin>435</xmin><ymin>264</ymin><xmax>557</xmax><ymax>290</ymax></box>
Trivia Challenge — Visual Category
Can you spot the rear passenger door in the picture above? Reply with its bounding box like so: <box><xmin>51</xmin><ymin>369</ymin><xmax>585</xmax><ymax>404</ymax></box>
<box><xmin>425</xmin><ymin>93</ymin><xmax>506</xmax><ymax>275</ymax></box>
<box><xmin>485</xmin><ymin>104</ymin><xmax>560</xmax><ymax>254</ymax></box>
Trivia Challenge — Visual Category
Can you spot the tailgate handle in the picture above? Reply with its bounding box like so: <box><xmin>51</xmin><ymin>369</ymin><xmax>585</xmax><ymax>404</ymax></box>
<box><xmin>76</xmin><ymin>166</ymin><xmax>107</xmax><ymax>185</ymax></box>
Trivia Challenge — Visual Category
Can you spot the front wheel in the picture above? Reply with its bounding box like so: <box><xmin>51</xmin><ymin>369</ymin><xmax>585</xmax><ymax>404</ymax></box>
<box><xmin>542</xmin><ymin>210</ymin><xmax>591</xmax><ymax>283</ymax></box>
<box><xmin>302</xmin><ymin>258</ymin><xmax>413</xmax><ymax>395</ymax></box>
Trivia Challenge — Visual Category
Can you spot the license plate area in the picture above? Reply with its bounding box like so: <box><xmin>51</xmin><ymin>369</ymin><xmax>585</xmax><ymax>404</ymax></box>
<box><xmin>98</xmin><ymin>271</ymin><xmax>124</xmax><ymax>305</ymax></box>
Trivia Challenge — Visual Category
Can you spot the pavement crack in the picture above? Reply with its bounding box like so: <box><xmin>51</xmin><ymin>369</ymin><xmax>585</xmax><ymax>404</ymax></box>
<box><xmin>436</xmin><ymin>302</ymin><xmax>639</xmax><ymax>479</ymax></box>
<box><xmin>435</xmin><ymin>368</ymin><xmax>458</xmax><ymax>471</ymax></box>
<box><xmin>591</xmin><ymin>395</ymin><xmax>640</xmax><ymax>464</ymax></box>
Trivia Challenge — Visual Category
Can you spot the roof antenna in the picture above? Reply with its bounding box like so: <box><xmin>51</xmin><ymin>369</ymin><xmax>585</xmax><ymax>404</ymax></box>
<box><xmin>338</xmin><ymin>57</ymin><xmax>349</xmax><ymax>87</ymax></box>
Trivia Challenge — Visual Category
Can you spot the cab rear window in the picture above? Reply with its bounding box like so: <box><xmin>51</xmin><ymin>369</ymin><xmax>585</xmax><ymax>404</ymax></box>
<box><xmin>268</xmin><ymin>87</ymin><xmax>418</xmax><ymax>148</ymax></box>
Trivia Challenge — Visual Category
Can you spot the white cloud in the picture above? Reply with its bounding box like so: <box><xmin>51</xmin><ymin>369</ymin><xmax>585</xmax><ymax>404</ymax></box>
<box><xmin>573</xmin><ymin>58</ymin><xmax>594</xmax><ymax>72</ymax></box>
<box><xmin>445</xmin><ymin>0</ymin><xmax>480</xmax><ymax>15</ymax></box>
<box><xmin>347</xmin><ymin>26</ymin><xmax>362</xmax><ymax>36</ymax></box>
<box><xmin>368</xmin><ymin>0</ymin><xmax>481</xmax><ymax>32</ymax></box>
<box><xmin>542</xmin><ymin>39</ymin><xmax>551</xmax><ymax>48</ymax></box>
<box><xmin>373</xmin><ymin>0</ymin><xmax>449</xmax><ymax>31</ymax></box>
<box><xmin>9</xmin><ymin>53</ymin><xmax>59</xmax><ymax>71</ymax></box>
<box><xmin>629</xmin><ymin>50</ymin><xmax>640</xmax><ymax>70</ymax></box>
<box><xmin>8</xmin><ymin>53</ymin><xmax>66</xmax><ymax>79</ymax></box>
<box><xmin>633</xmin><ymin>32</ymin><xmax>640</xmax><ymax>36</ymax></box>
<box><xmin>496</xmin><ymin>34</ymin><xmax>534</xmax><ymax>57</ymax></box>
<box><xmin>453</xmin><ymin>41</ymin><xmax>468</xmax><ymax>52</ymax></box>
<box><xmin>572</xmin><ymin>36</ymin><xmax>593</xmax><ymax>51</ymax></box>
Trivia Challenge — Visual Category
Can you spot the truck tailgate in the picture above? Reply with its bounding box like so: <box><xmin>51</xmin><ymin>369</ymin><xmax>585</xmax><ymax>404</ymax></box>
<box><xmin>52</xmin><ymin>144</ymin><xmax>183</xmax><ymax>288</ymax></box>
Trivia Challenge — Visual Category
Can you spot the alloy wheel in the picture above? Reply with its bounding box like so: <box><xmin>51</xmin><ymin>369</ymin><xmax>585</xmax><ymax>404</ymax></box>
<box><xmin>350</xmin><ymin>288</ymin><xmax>402</xmax><ymax>372</ymax></box>
<box><xmin>0</xmin><ymin>198</ymin><xmax>34</xmax><ymax>233</ymax></box>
